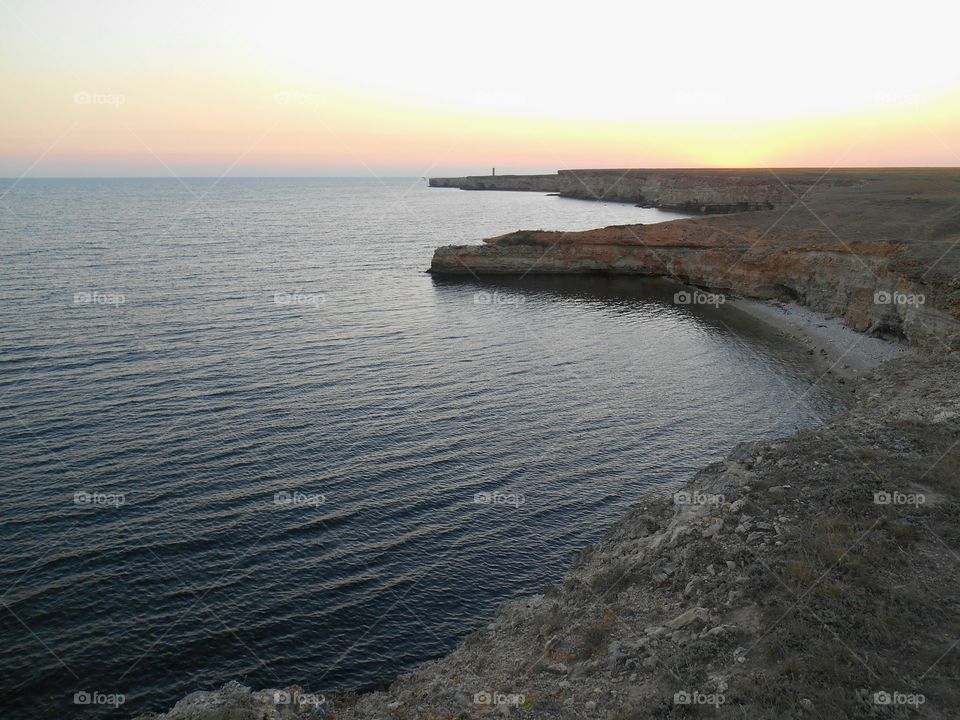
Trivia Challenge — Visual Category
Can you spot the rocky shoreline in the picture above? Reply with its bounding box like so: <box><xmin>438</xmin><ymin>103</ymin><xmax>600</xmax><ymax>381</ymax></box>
<box><xmin>143</xmin><ymin>170</ymin><xmax>960</xmax><ymax>719</ymax></box>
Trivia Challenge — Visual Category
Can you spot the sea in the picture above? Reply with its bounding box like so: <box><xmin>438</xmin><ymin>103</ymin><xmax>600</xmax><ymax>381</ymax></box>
<box><xmin>0</xmin><ymin>177</ymin><xmax>837</xmax><ymax>717</ymax></box>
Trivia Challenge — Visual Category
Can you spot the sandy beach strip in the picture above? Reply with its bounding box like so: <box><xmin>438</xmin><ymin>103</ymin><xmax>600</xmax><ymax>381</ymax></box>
<box><xmin>730</xmin><ymin>297</ymin><xmax>906</xmax><ymax>378</ymax></box>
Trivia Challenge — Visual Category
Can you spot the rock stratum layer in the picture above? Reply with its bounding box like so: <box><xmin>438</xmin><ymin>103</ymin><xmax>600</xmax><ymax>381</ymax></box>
<box><xmin>431</xmin><ymin>169</ymin><xmax>960</xmax><ymax>350</ymax></box>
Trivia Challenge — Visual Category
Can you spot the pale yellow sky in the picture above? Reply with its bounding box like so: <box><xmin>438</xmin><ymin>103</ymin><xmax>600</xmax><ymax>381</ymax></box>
<box><xmin>2</xmin><ymin>0</ymin><xmax>959</xmax><ymax>176</ymax></box>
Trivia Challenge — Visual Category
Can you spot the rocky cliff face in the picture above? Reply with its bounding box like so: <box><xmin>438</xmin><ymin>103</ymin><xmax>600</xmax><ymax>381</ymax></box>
<box><xmin>430</xmin><ymin>170</ymin><xmax>960</xmax><ymax>351</ymax></box>
<box><xmin>430</xmin><ymin>223</ymin><xmax>957</xmax><ymax>349</ymax></box>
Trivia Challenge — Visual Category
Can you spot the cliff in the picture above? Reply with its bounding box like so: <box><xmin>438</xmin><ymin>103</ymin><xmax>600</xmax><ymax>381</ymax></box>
<box><xmin>431</xmin><ymin>169</ymin><xmax>960</xmax><ymax>350</ymax></box>
<box><xmin>429</xmin><ymin>168</ymin><xmax>861</xmax><ymax>213</ymax></box>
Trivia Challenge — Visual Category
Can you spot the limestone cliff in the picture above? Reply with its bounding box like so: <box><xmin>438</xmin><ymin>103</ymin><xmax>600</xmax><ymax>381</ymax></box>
<box><xmin>430</xmin><ymin>169</ymin><xmax>960</xmax><ymax>350</ymax></box>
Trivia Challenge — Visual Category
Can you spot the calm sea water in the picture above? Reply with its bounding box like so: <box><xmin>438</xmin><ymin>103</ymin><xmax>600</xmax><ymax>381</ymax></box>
<box><xmin>0</xmin><ymin>178</ymin><xmax>836</xmax><ymax>718</ymax></box>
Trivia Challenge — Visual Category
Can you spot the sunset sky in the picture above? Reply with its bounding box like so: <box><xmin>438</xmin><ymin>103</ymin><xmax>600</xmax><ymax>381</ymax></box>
<box><xmin>2</xmin><ymin>0</ymin><xmax>959</xmax><ymax>177</ymax></box>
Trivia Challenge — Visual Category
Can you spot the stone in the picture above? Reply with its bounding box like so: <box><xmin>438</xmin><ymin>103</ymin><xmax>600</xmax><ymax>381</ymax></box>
<box><xmin>702</xmin><ymin>519</ymin><xmax>724</xmax><ymax>537</ymax></box>
<box><xmin>667</xmin><ymin>607</ymin><xmax>710</xmax><ymax>630</ymax></box>
<box><xmin>707</xmin><ymin>624</ymin><xmax>735</xmax><ymax>636</ymax></box>
<box><xmin>727</xmin><ymin>498</ymin><xmax>748</xmax><ymax>513</ymax></box>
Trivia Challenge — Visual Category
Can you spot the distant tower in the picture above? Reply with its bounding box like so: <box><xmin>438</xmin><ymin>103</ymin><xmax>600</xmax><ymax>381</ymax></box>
<box><xmin>492</xmin><ymin>167</ymin><xmax>496</xmax><ymax>177</ymax></box>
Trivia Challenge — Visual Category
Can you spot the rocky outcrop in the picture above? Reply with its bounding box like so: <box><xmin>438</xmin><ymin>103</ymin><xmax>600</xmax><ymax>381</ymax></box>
<box><xmin>430</xmin><ymin>173</ymin><xmax>567</xmax><ymax>193</ymax></box>
<box><xmin>430</xmin><ymin>223</ymin><xmax>958</xmax><ymax>349</ymax></box>
<box><xmin>138</xmin><ymin>683</ymin><xmax>325</xmax><ymax>720</ymax></box>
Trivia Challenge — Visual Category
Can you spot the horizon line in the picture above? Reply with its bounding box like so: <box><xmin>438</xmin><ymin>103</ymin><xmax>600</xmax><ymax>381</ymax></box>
<box><xmin>3</xmin><ymin>165</ymin><xmax>960</xmax><ymax>181</ymax></box>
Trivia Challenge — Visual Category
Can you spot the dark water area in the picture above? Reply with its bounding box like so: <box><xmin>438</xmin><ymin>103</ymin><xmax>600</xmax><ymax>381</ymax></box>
<box><xmin>0</xmin><ymin>178</ymin><xmax>838</xmax><ymax>718</ymax></box>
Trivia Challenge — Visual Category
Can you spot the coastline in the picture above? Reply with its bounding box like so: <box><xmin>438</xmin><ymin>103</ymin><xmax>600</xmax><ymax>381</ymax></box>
<box><xmin>144</xmin><ymin>347</ymin><xmax>960</xmax><ymax>719</ymax></box>
<box><xmin>143</xmin><ymin>171</ymin><xmax>960</xmax><ymax>719</ymax></box>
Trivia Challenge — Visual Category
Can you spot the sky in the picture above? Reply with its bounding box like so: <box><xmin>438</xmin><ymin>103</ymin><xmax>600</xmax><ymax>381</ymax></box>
<box><xmin>1</xmin><ymin>0</ymin><xmax>959</xmax><ymax>177</ymax></box>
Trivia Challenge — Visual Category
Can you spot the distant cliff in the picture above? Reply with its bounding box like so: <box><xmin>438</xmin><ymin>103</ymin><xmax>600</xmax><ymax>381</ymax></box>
<box><xmin>428</xmin><ymin>169</ymin><xmax>854</xmax><ymax>213</ymax></box>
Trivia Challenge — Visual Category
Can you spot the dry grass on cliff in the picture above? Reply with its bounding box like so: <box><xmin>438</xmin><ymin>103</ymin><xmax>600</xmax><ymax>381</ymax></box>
<box><xmin>732</xmin><ymin>415</ymin><xmax>960</xmax><ymax>719</ymax></box>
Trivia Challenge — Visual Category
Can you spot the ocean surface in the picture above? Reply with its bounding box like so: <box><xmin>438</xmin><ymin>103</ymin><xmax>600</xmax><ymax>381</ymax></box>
<box><xmin>0</xmin><ymin>178</ymin><xmax>838</xmax><ymax>718</ymax></box>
